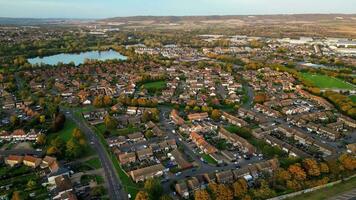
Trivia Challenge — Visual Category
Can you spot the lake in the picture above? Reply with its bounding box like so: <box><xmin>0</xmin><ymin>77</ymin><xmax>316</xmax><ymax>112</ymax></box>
<box><xmin>28</xmin><ymin>50</ymin><xmax>127</xmax><ymax>66</ymax></box>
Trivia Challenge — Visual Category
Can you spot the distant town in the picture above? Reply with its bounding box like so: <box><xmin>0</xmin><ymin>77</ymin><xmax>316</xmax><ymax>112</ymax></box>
<box><xmin>0</xmin><ymin>14</ymin><xmax>355</xmax><ymax>200</ymax></box>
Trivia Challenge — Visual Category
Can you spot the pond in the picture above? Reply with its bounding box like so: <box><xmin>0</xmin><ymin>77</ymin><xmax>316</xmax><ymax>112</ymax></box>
<box><xmin>28</xmin><ymin>50</ymin><xmax>127</xmax><ymax>66</ymax></box>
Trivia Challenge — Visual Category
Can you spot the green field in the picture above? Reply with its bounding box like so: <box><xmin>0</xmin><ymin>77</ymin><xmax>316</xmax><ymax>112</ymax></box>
<box><xmin>51</xmin><ymin>119</ymin><xmax>77</xmax><ymax>142</ymax></box>
<box><xmin>201</xmin><ymin>153</ymin><xmax>218</xmax><ymax>165</ymax></box>
<box><xmin>96</xmin><ymin>124</ymin><xmax>140</xmax><ymax>136</ymax></box>
<box><xmin>301</xmin><ymin>73</ymin><xmax>355</xmax><ymax>90</ymax></box>
<box><xmin>84</xmin><ymin>157</ymin><xmax>102</xmax><ymax>169</ymax></box>
<box><xmin>288</xmin><ymin>177</ymin><xmax>356</xmax><ymax>200</ymax></box>
<box><xmin>142</xmin><ymin>81</ymin><xmax>167</xmax><ymax>92</ymax></box>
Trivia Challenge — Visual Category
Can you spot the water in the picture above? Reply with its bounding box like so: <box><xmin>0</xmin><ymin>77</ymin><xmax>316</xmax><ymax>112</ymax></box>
<box><xmin>28</xmin><ymin>50</ymin><xmax>127</xmax><ymax>66</ymax></box>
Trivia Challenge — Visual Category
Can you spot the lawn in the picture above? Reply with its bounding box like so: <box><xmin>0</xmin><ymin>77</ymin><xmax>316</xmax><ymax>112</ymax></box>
<box><xmin>142</xmin><ymin>80</ymin><xmax>167</xmax><ymax>93</ymax></box>
<box><xmin>350</xmin><ymin>95</ymin><xmax>356</xmax><ymax>103</ymax></box>
<box><xmin>288</xmin><ymin>177</ymin><xmax>356</xmax><ymax>200</ymax></box>
<box><xmin>84</xmin><ymin>157</ymin><xmax>102</xmax><ymax>169</ymax></box>
<box><xmin>201</xmin><ymin>153</ymin><xmax>218</xmax><ymax>165</ymax></box>
<box><xmin>96</xmin><ymin>124</ymin><xmax>140</xmax><ymax>137</ymax></box>
<box><xmin>51</xmin><ymin>118</ymin><xmax>77</xmax><ymax>142</ymax></box>
<box><xmin>300</xmin><ymin>72</ymin><xmax>355</xmax><ymax>90</ymax></box>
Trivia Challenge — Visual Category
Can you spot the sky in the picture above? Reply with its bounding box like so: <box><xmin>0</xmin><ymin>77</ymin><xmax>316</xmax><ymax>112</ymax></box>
<box><xmin>0</xmin><ymin>0</ymin><xmax>355</xmax><ymax>19</ymax></box>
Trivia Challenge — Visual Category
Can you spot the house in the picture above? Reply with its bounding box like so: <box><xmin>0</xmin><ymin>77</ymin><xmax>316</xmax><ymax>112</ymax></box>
<box><xmin>136</xmin><ymin>147</ymin><xmax>153</xmax><ymax>161</ymax></box>
<box><xmin>190</xmin><ymin>132</ymin><xmax>217</xmax><ymax>154</ymax></box>
<box><xmin>127</xmin><ymin>132</ymin><xmax>145</xmax><ymax>142</ymax></box>
<box><xmin>203</xmin><ymin>173</ymin><xmax>217</xmax><ymax>183</ymax></box>
<box><xmin>130</xmin><ymin>164</ymin><xmax>165</xmax><ymax>183</ymax></box>
<box><xmin>118</xmin><ymin>152</ymin><xmax>136</xmax><ymax>165</ymax></box>
<box><xmin>171</xmin><ymin>149</ymin><xmax>193</xmax><ymax>169</ymax></box>
<box><xmin>23</xmin><ymin>155</ymin><xmax>42</xmax><ymax>168</ymax></box>
<box><xmin>49</xmin><ymin>160</ymin><xmax>60</xmax><ymax>173</ymax></box>
<box><xmin>82</xmin><ymin>109</ymin><xmax>108</xmax><ymax>125</ymax></box>
<box><xmin>5</xmin><ymin>155</ymin><xmax>23</xmax><ymax>167</ymax></box>
<box><xmin>216</xmin><ymin>170</ymin><xmax>234</xmax><ymax>184</ymax></box>
<box><xmin>187</xmin><ymin>112</ymin><xmax>209</xmax><ymax>121</ymax></box>
<box><xmin>175</xmin><ymin>181</ymin><xmax>189</xmax><ymax>199</ymax></box>
<box><xmin>53</xmin><ymin>175</ymin><xmax>74</xmax><ymax>200</ymax></box>
<box><xmin>221</xmin><ymin>112</ymin><xmax>248</xmax><ymax>127</ymax></box>
<box><xmin>187</xmin><ymin>177</ymin><xmax>200</xmax><ymax>191</ymax></box>
<box><xmin>157</xmin><ymin>139</ymin><xmax>177</xmax><ymax>151</ymax></box>
<box><xmin>12</xmin><ymin>129</ymin><xmax>26</xmax><ymax>141</ymax></box>
<box><xmin>218</xmin><ymin>127</ymin><xmax>256</xmax><ymax>154</ymax></box>
<box><xmin>127</xmin><ymin>107</ymin><xmax>138</xmax><ymax>115</ymax></box>
<box><xmin>170</xmin><ymin>109</ymin><xmax>185</xmax><ymax>125</ymax></box>
<box><xmin>346</xmin><ymin>143</ymin><xmax>356</xmax><ymax>154</ymax></box>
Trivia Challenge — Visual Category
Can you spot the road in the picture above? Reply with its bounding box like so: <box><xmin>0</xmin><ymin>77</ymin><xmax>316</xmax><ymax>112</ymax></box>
<box><xmin>61</xmin><ymin>108</ymin><xmax>127</xmax><ymax>200</ymax></box>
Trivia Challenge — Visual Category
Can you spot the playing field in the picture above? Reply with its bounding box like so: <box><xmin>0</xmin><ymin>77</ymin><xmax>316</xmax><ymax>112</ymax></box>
<box><xmin>143</xmin><ymin>80</ymin><xmax>166</xmax><ymax>91</ymax></box>
<box><xmin>301</xmin><ymin>73</ymin><xmax>355</xmax><ymax>90</ymax></box>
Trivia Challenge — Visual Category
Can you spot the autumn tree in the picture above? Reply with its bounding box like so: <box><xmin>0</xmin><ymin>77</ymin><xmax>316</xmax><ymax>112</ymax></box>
<box><xmin>339</xmin><ymin>154</ymin><xmax>356</xmax><ymax>171</ymax></box>
<box><xmin>194</xmin><ymin>189</ymin><xmax>210</xmax><ymax>200</ymax></box>
<box><xmin>251</xmin><ymin>180</ymin><xmax>276</xmax><ymax>200</ymax></box>
<box><xmin>103</xmin><ymin>95</ymin><xmax>113</xmax><ymax>106</ymax></box>
<box><xmin>66</xmin><ymin>138</ymin><xmax>82</xmax><ymax>158</ymax></box>
<box><xmin>72</xmin><ymin>128</ymin><xmax>83</xmax><ymax>139</ymax></box>
<box><xmin>135</xmin><ymin>191</ymin><xmax>149</xmax><ymax>200</ymax></box>
<box><xmin>211</xmin><ymin>109</ymin><xmax>222</xmax><ymax>121</ymax></box>
<box><xmin>36</xmin><ymin>134</ymin><xmax>46</xmax><ymax>145</ymax></box>
<box><xmin>144</xmin><ymin>178</ymin><xmax>163</xmax><ymax>200</ymax></box>
<box><xmin>286</xmin><ymin>179</ymin><xmax>302</xmax><ymax>191</ymax></box>
<box><xmin>320</xmin><ymin>162</ymin><xmax>330</xmax><ymax>174</ymax></box>
<box><xmin>104</xmin><ymin>115</ymin><xmax>117</xmax><ymax>129</ymax></box>
<box><xmin>93</xmin><ymin>96</ymin><xmax>103</xmax><ymax>107</ymax></box>
<box><xmin>11</xmin><ymin>191</ymin><xmax>21</xmax><ymax>200</ymax></box>
<box><xmin>274</xmin><ymin>168</ymin><xmax>291</xmax><ymax>184</ymax></box>
<box><xmin>233</xmin><ymin>178</ymin><xmax>248</xmax><ymax>198</ymax></box>
<box><xmin>303</xmin><ymin>158</ymin><xmax>321</xmax><ymax>177</ymax></box>
<box><xmin>288</xmin><ymin>164</ymin><xmax>307</xmax><ymax>181</ymax></box>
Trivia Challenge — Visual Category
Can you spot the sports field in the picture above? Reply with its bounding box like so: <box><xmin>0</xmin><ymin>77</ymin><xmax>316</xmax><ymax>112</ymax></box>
<box><xmin>301</xmin><ymin>73</ymin><xmax>355</xmax><ymax>90</ymax></box>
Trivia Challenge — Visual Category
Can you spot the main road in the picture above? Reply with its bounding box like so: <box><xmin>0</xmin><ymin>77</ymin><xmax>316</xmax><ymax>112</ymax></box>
<box><xmin>61</xmin><ymin>108</ymin><xmax>127</xmax><ymax>200</ymax></box>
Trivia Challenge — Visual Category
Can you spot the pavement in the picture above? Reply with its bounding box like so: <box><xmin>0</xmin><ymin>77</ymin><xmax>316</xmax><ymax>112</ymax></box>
<box><xmin>61</xmin><ymin>108</ymin><xmax>127</xmax><ymax>200</ymax></box>
<box><xmin>327</xmin><ymin>188</ymin><xmax>356</xmax><ymax>200</ymax></box>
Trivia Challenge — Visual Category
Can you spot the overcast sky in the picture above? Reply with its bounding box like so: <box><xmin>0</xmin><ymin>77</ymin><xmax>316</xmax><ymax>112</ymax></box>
<box><xmin>0</xmin><ymin>0</ymin><xmax>355</xmax><ymax>18</ymax></box>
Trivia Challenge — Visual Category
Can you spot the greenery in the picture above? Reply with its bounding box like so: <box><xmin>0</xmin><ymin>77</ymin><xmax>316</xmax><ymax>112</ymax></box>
<box><xmin>300</xmin><ymin>72</ymin><xmax>355</xmax><ymax>90</ymax></box>
<box><xmin>287</xmin><ymin>177</ymin><xmax>356</xmax><ymax>200</ymax></box>
<box><xmin>96</xmin><ymin>124</ymin><xmax>140</xmax><ymax>137</ymax></box>
<box><xmin>201</xmin><ymin>153</ymin><xmax>218</xmax><ymax>165</ymax></box>
<box><xmin>142</xmin><ymin>80</ymin><xmax>167</xmax><ymax>93</ymax></box>
<box><xmin>84</xmin><ymin>157</ymin><xmax>102</xmax><ymax>169</ymax></box>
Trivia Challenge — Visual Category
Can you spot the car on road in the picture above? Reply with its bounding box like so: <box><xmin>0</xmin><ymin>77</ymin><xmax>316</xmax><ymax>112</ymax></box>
<box><xmin>175</xmin><ymin>172</ymin><xmax>182</xmax><ymax>176</ymax></box>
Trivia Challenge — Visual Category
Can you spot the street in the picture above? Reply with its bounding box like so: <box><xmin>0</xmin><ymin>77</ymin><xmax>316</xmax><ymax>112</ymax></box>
<box><xmin>61</xmin><ymin>108</ymin><xmax>127</xmax><ymax>200</ymax></box>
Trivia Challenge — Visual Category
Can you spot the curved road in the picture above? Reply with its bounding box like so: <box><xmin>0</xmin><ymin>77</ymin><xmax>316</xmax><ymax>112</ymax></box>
<box><xmin>61</xmin><ymin>108</ymin><xmax>127</xmax><ymax>200</ymax></box>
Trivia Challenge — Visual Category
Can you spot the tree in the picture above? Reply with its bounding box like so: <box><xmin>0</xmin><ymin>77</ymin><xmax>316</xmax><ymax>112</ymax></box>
<box><xmin>320</xmin><ymin>162</ymin><xmax>330</xmax><ymax>174</ymax></box>
<box><xmin>66</xmin><ymin>138</ymin><xmax>82</xmax><ymax>158</ymax></box>
<box><xmin>303</xmin><ymin>158</ymin><xmax>321</xmax><ymax>177</ymax></box>
<box><xmin>274</xmin><ymin>168</ymin><xmax>291</xmax><ymax>184</ymax></box>
<box><xmin>10</xmin><ymin>115</ymin><xmax>19</xmax><ymax>126</ymax></box>
<box><xmin>72</xmin><ymin>128</ymin><xmax>83</xmax><ymax>139</ymax></box>
<box><xmin>103</xmin><ymin>95</ymin><xmax>112</xmax><ymax>106</ymax></box>
<box><xmin>52</xmin><ymin>113</ymin><xmax>65</xmax><ymax>132</ymax></box>
<box><xmin>93</xmin><ymin>96</ymin><xmax>103</xmax><ymax>107</ymax></box>
<box><xmin>339</xmin><ymin>154</ymin><xmax>356</xmax><ymax>171</ymax></box>
<box><xmin>286</xmin><ymin>179</ymin><xmax>302</xmax><ymax>191</ymax></box>
<box><xmin>36</xmin><ymin>134</ymin><xmax>46</xmax><ymax>145</ymax></box>
<box><xmin>39</xmin><ymin>115</ymin><xmax>46</xmax><ymax>123</ymax></box>
<box><xmin>26</xmin><ymin>180</ymin><xmax>36</xmax><ymax>190</ymax></box>
<box><xmin>216</xmin><ymin>184</ymin><xmax>233</xmax><ymax>200</ymax></box>
<box><xmin>144</xmin><ymin>178</ymin><xmax>163</xmax><ymax>200</ymax></box>
<box><xmin>211</xmin><ymin>109</ymin><xmax>222</xmax><ymax>121</ymax></box>
<box><xmin>104</xmin><ymin>115</ymin><xmax>117</xmax><ymax>130</ymax></box>
<box><xmin>288</xmin><ymin>164</ymin><xmax>307</xmax><ymax>181</ymax></box>
<box><xmin>251</xmin><ymin>180</ymin><xmax>276</xmax><ymax>200</ymax></box>
<box><xmin>145</xmin><ymin>130</ymin><xmax>154</xmax><ymax>139</ymax></box>
<box><xmin>233</xmin><ymin>178</ymin><xmax>248</xmax><ymax>198</ymax></box>
<box><xmin>47</xmin><ymin>146</ymin><xmax>58</xmax><ymax>155</ymax></box>
<box><xmin>11</xmin><ymin>191</ymin><xmax>21</xmax><ymax>200</ymax></box>
<box><xmin>194</xmin><ymin>189</ymin><xmax>210</xmax><ymax>200</ymax></box>
<box><xmin>135</xmin><ymin>191</ymin><xmax>149</xmax><ymax>200</ymax></box>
